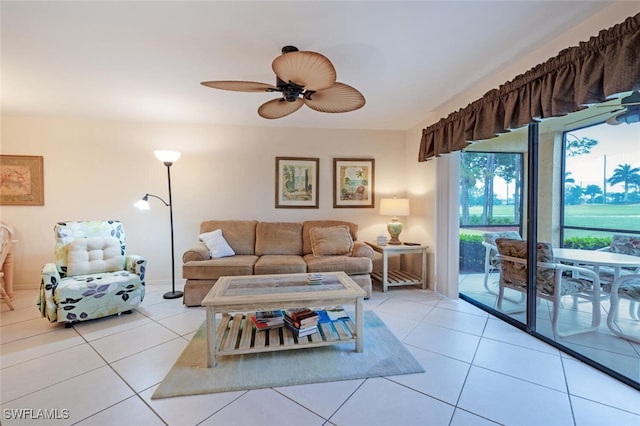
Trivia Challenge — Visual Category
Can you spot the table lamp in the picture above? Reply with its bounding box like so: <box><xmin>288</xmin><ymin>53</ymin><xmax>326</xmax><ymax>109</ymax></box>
<box><xmin>379</xmin><ymin>196</ymin><xmax>410</xmax><ymax>245</ymax></box>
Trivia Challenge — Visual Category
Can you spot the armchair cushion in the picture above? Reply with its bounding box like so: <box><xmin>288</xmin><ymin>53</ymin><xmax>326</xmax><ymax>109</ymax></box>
<box><xmin>310</xmin><ymin>225</ymin><xmax>353</xmax><ymax>256</ymax></box>
<box><xmin>609</xmin><ymin>234</ymin><xmax>640</xmax><ymax>257</ymax></box>
<box><xmin>67</xmin><ymin>236</ymin><xmax>124</xmax><ymax>276</ymax></box>
<box><xmin>200</xmin><ymin>229</ymin><xmax>235</xmax><ymax>258</ymax></box>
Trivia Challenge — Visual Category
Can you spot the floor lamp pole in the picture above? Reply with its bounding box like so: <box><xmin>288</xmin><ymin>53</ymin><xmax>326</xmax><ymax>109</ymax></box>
<box><xmin>163</xmin><ymin>162</ymin><xmax>183</xmax><ymax>299</ymax></box>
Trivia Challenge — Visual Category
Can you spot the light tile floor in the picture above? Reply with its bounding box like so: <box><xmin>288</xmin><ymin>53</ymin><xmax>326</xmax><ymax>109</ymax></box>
<box><xmin>1</xmin><ymin>283</ymin><xmax>639</xmax><ymax>426</ymax></box>
<box><xmin>460</xmin><ymin>272</ymin><xmax>640</xmax><ymax>384</ymax></box>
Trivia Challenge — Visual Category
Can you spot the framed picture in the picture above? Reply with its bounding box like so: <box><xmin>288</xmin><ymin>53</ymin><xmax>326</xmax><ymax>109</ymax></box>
<box><xmin>0</xmin><ymin>155</ymin><xmax>44</xmax><ymax>206</ymax></box>
<box><xmin>275</xmin><ymin>157</ymin><xmax>319</xmax><ymax>208</ymax></box>
<box><xmin>333</xmin><ymin>158</ymin><xmax>375</xmax><ymax>208</ymax></box>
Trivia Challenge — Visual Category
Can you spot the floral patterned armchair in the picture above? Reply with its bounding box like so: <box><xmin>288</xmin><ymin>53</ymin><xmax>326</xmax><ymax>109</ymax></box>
<box><xmin>38</xmin><ymin>220</ymin><xmax>146</xmax><ymax>325</ymax></box>
<box><xmin>495</xmin><ymin>238</ymin><xmax>601</xmax><ymax>338</ymax></box>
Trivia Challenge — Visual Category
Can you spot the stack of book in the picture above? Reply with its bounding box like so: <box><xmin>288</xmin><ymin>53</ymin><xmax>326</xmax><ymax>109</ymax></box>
<box><xmin>306</xmin><ymin>273</ymin><xmax>323</xmax><ymax>285</ymax></box>
<box><xmin>250</xmin><ymin>310</ymin><xmax>285</xmax><ymax>331</ymax></box>
<box><xmin>284</xmin><ymin>308</ymin><xmax>319</xmax><ymax>337</ymax></box>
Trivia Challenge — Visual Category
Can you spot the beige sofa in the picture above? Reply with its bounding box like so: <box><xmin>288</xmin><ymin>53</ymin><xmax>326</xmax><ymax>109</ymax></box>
<box><xmin>182</xmin><ymin>220</ymin><xmax>374</xmax><ymax>306</ymax></box>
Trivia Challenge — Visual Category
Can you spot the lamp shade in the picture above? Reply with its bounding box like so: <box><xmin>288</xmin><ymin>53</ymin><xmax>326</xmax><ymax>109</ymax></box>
<box><xmin>134</xmin><ymin>198</ymin><xmax>150</xmax><ymax>210</ymax></box>
<box><xmin>380</xmin><ymin>198</ymin><xmax>410</xmax><ymax>217</ymax></box>
<box><xmin>154</xmin><ymin>150</ymin><xmax>181</xmax><ymax>164</ymax></box>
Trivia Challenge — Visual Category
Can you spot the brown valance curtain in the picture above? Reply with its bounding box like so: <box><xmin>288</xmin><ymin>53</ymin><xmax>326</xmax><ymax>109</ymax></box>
<box><xmin>419</xmin><ymin>13</ymin><xmax>640</xmax><ymax>162</ymax></box>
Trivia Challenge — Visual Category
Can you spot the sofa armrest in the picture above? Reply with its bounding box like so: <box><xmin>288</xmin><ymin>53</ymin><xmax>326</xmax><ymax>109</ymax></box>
<box><xmin>183</xmin><ymin>242</ymin><xmax>211</xmax><ymax>262</ymax></box>
<box><xmin>352</xmin><ymin>241</ymin><xmax>374</xmax><ymax>259</ymax></box>
<box><xmin>126</xmin><ymin>255</ymin><xmax>147</xmax><ymax>282</ymax></box>
<box><xmin>39</xmin><ymin>263</ymin><xmax>61</xmax><ymax>322</ymax></box>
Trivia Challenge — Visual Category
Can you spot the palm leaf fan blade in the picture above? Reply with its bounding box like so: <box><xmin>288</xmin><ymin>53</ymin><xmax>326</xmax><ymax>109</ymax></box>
<box><xmin>200</xmin><ymin>81</ymin><xmax>277</xmax><ymax>92</ymax></box>
<box><xmin>304</xmin><ymin>82</ymin><xmax>366</xmax><ymax>113</ymax></box>
<box><xmin>258</xmin><ymin>98</ymin><xmax>304</xmax><ymax>119</ymax></box>
<box><xmin>272</xmin><ymin>51</ymin><xmax>337</xmax><ymax>91</ymax></box>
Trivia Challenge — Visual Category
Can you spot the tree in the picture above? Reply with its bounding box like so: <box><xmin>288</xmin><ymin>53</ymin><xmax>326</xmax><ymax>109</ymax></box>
<box><xmin>584</xmin><ymin>184</ymin><xmax>602</xmax><ymax>203</ymax></box>
<box><xmin>565</xmin><ymin>134</ymin><xmax>598</xmax><ymax>157</ymax></box>
<box><xmin>565</xmin><ymin>185</ymin><xmax>584</xmax><ymax>205</ymax></box>
<box><xmin>608</xmin><ymin>163</ymin><xmax>640</xmax><ymax>203</ymax></box>
<box><xmin>459</xmin><ymin>153</ymin><xmax>478</xmax><ymax>225</ymax></box>
<box><xmin>564</xmin><ymin>171</ymin><xmax>575</xmax><ymax>185</ymax></box>
<box><xmin>482</xmin><ymin>154</ymin><xmax>496</xmax><ymax>222</ymax></box>
<box><xmin>495</xmin><ymin>154</ymin><xmax>520</xmax><ymax>220</ymax></box>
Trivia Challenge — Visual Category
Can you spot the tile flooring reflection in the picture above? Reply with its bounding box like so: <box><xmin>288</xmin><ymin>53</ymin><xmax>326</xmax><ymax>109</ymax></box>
<box><xmin>2</xmin><ymin>283</ymin><xmax>639</xmax><ymax>425</ymax></box>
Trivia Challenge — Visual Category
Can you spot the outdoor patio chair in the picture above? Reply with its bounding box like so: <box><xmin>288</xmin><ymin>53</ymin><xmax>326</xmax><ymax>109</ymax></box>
<box><xmin>605</xmin><ymin>274</ymin><xmax>640</xmax><ymax>344</ymax></box>
<box><xmin>596</xmin><ymin>234</ymin><xmax>640</xmax><ymax>319</ymax></box>
<box><xmin>495</xmin><ymin>238</ymin><xmax>601</xmax><ymax>338</ymax></box>
<box><xmin>482</xmin><ymin>231</ymin><xmax>522</xmax><ymax>295</ymax></box>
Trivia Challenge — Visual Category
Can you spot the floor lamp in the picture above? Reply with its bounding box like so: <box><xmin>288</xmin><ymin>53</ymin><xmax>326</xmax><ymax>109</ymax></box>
<box><xmin>135</xmin><ymin>150</ymin><xmax>183</xmax><ymax>299</ymax></box>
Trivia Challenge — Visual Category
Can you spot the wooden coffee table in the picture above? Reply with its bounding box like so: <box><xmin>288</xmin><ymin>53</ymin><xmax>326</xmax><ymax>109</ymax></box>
<box><xmin>202</xmin><ymin>271</ymin><xmax>366</xmax><ymax>367</ymax></box>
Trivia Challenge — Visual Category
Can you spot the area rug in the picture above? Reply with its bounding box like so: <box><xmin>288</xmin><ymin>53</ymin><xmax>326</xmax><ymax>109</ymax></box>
<box><xmin>152</xmin><ymin>310</ymin><xmax>424</xmax><ymax>399</ymax></box>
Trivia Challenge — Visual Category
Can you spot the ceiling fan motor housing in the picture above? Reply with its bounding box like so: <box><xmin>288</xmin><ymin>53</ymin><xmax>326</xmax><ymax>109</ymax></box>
<box><xmin>276</xmin><ymin>77</ymin><xmax>306</xmax><ymax>102</ymax></box>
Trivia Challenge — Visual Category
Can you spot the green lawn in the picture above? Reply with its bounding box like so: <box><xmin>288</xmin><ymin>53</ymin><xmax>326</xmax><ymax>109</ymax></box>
<box><xmin>563</xmin><ymin>204</ymin><xmax>640</xmax><ymax>231</ymax></box>
<box><xmin>463</xmin><ymin>203</ymin><xmax>640</xmax><ymax>237</ymax></box>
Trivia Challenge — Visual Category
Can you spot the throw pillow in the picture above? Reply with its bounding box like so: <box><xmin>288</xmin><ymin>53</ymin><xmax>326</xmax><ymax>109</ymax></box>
<box><xmin>200</xmin><ymin>229</ymin><xmax>235</xmax><ymax>258</ymax></box>
<box><xmin>310</xmin><ymin>225</ymin><xmax>353</xmax><ymax>256</ymax></box>
<box><xmin>67</xmin><ymin>236</ymin><xmax>124</xmax><ymax>276</ymax></box>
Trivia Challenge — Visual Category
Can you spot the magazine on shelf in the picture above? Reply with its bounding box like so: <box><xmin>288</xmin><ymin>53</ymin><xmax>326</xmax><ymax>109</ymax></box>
<box><xmin>250</xmin><ymin>315</ymin><xmax>284</xmax><ymax>331</ymax></box>
<box><xmin>255</xmin><ymin>310</ymin><xmax>284</xmax><ymax>325</ymax></box>
<box><xmin>325</xmin><ymin>306</ymin><xmax>350</xmax><ymax>321</ymax></box>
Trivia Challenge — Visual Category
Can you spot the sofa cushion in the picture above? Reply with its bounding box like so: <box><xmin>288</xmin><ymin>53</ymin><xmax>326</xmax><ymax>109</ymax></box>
<box><xmin>67</xmin><ymin>236</ymin><xmax>124</xmax><ymax>276</ymax></box>
<box><xmin>304</xmin><ymin>254</ymin><xmax>372</xmax><ymax>275</ymax></box>
<box><xmin>199</xmin><ymin>220</ymin><xmax>257</xmax><ymax>255</ymax></box>
<box><xmin>254</xmin><ymin>255</ymin><xmax>307</xmax><ymax>275</ymax></box>
<box><xmin>200</xmin><ymin>229</ymin><xmax>235</xmax><ymax>258</ymax></box>
<box><xmin>302</xmin><ymin>220</ymin><xmax>358</xmax><ymax>255</ymax></box>
<box><xmin>310</xmin><ymin>225</ymin><xmax>353</xmax><ymax>256</ymax></box>
<box><xmin>255</xmin><ymin>222</ymin><xmax>303</xmax><ymax>256</ymax></box>
<box><xmin>182</xmin><ymin>255</ymin><xmax>258</xmax><ymax>280</ymax></box>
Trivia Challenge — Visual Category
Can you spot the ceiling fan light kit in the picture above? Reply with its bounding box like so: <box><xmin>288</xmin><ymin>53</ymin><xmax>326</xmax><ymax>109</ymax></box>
<box><xmin>201</xmin><ymin>45</ymin><xmax>365</xmax><ymax>119</ymax></box>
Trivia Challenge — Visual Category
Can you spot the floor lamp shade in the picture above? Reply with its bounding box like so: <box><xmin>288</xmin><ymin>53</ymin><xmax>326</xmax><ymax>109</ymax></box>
<box><xmin>380</xmin><ymin>197</ymin><xmax>410</xmax><ymax>245</ymax></box>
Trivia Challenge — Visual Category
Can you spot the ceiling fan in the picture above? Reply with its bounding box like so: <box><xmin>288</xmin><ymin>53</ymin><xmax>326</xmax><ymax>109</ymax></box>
<box><xmin>201</xmin><ymin>46</ymin><xmax>366</xmax><ymax>119</ymax></box>
<box><xmin>603</xmin><ymin>91</ymin><xmax>640</xmax><ymax>125</ymax></box>
<box><xmin>565</xmin><ymin>91</ymin><xmax>640</xmax><ymax>127</ymax></box>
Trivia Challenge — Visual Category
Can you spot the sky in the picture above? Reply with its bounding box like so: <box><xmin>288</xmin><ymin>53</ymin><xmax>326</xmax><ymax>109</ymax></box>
<box><xmin>492</xmin><ymin>122</ymin><xmax>639</xmax><ymax>200</ymax></box>
<box><xmin>565</xmin><ymin>123</ymin><xmax>640</xmax><ymax>192</ymax></box>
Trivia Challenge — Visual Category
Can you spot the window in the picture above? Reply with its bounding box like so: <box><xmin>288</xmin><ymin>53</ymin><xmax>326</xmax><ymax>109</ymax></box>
<box><xmin>459</xmin><ymin>152</ymin><xmax>523</xmax><ymax>273</ymax></box>
<box><xmin>561</xmin><ymin>123</ymin><xmax>640</xmax><ymax>247</ymax></box>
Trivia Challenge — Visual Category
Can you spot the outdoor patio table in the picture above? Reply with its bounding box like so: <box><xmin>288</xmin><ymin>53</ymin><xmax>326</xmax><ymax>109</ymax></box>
<box><xmin>553</xmin><ymin>248</ymin><xmax>640</xmax><ymax>280</ymax></box>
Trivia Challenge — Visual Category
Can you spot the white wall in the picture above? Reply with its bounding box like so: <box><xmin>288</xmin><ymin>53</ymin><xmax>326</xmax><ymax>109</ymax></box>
<box><xmin>0</xmin><ymin>116</ymin><xmax>409</xmax><ymax>288</ymax></box>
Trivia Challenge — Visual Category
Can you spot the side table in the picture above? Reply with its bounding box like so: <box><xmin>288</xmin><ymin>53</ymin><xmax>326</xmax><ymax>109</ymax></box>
<box><xmin>366</xmin><ymin>242</ymin><xmax>428</xmax><ymax>292</ymax></box>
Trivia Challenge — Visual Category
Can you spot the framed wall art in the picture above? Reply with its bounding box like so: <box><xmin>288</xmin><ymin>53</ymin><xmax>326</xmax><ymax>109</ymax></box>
<box><xmin>0</xmin><ymin>155</ymin><xmax>44</xmax><ymax>206</ymax></box>
<box><xmin>275</xmin><ymin>157</ymin><xmax>319</xmax><ymax>208</ymax></box>
<box><xmin>333</xmin><ymin>158</ymin><xmax>374</xmax><ymax>208</ymax></box>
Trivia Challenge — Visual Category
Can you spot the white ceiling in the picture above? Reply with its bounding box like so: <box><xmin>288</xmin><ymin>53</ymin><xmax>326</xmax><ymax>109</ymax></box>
<box><xmin>1</xmin><ymin>1</ymin><xmax>619</xmax><ymax>131</ymax></box>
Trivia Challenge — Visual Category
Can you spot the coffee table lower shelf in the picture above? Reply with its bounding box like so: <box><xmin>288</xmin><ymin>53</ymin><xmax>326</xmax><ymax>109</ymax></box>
<box><xmin>215</xmin><ymin>313</ymin><xmax>357</xmax><ymax>356</ymax></box>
